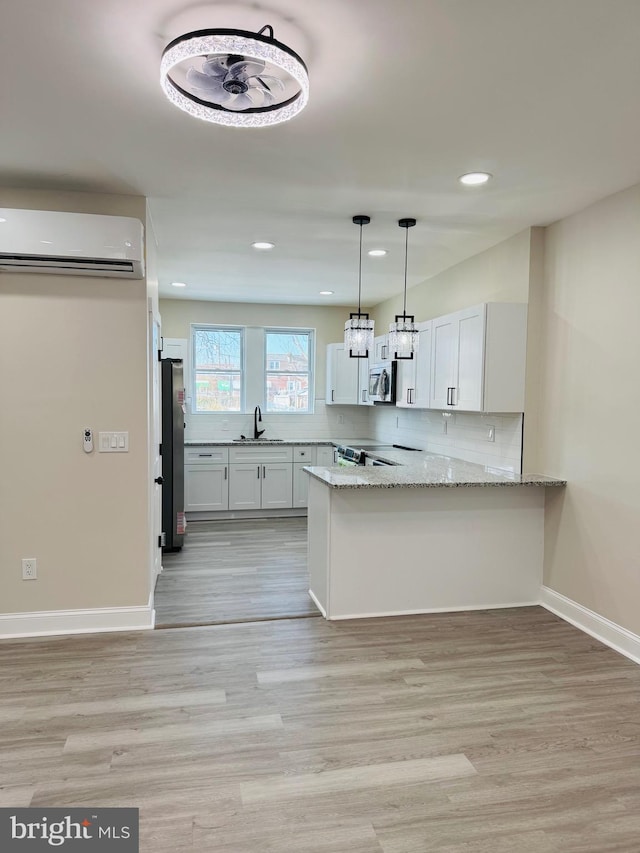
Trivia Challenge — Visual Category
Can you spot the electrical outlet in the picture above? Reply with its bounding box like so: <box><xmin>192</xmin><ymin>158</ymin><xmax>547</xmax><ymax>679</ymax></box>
<box><xmin>487</xmin><ymin>426</ymin><xmax>495</xmax><ymax>442</ymax></box>
<box><xmin>337</xmin><ymin>414</ymin><xmax>344</xmax><ymax>425</ymax></box>
<box><xmin>222</xmin><ymin>420</ymin><xmax>229</xmax><ymax>431</ymax></box>
<box><xmin>22</xmin><ymin>558</ymin><xmax>37</xmax><ymax>580</ymax></box>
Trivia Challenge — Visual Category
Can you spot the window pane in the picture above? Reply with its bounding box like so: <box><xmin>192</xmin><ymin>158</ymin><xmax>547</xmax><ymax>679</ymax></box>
<box><xmin>195</xmin><ymin>328</ymin><xmax>241</xmax><ymax>370</ymax></box>
<box><xmin>195</xmin><ymin>372</ymin><xmax>241</xmax><ymax>411</ymax></box>
<box><xmin>266</xmin><ymin>374</ymin><xmax>309</xmax><ymax>413</ymax></box>
<box><xmin>265</xmin><ymin>332</ymin><xmax>309</xmax><ymax>372</ymax></box>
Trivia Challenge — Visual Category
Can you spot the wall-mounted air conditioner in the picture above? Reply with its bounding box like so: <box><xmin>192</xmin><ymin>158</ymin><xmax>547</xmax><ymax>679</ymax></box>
<box><xmin>0</xmin><ymin>208</ymin><xmax>145</xmax><ymax>279</ymax></box>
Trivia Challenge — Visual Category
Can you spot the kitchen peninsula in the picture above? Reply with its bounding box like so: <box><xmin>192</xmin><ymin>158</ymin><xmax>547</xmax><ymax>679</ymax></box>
<box><xmin>305</xmin><ymin>449</ymin><xmax>565</xmax><ymax>620</ymax></box>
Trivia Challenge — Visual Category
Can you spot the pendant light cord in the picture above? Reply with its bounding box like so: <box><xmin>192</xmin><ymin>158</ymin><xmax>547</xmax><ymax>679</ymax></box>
<box><xmin>403</xmin><ymin>225</ymin><xmax>409</xmax><ymax>317</ymax></box>
<box><xmin>357</xmin><ymin>221</ymin><xmax>363</xmax><ymax>315</ymax></box>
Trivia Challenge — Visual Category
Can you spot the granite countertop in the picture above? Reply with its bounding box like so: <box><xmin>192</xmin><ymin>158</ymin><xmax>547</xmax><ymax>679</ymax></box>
<box><xmin>304</xmin><ymin>450</ymin><xmax>566</xmax><ymax>489</ymax></box>
<box><xmin>185</xmin><ymin>438</ymin><xmax>336</xmax><ymax>447</ymax></box>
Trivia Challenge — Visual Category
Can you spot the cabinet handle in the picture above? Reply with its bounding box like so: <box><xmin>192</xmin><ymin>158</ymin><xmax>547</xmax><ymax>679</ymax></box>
<box><xmin>263</xmin><ymin>465</ymin><xmax>266</xmax><ymax>479</ymax></box>
<box><xmin>362</xmin><ymin>390</ymin><xmax>366</xmax><ymax>403</ymax></box>
<box><xmin>382</xmin><ymin>344</ymin><xmax>388</xmax><ymax>359</ymax></box>
<box><xmin>447</xmin><ymin>387</ymin><xmax>454</xmax><ymax>406</ymax></box>
<box><xmin>257</xmin><ymin>466</ymin><xmax>260</xmax><ymax>479</ymax></box>
<box><xmin>331</xmin><ymin>390</ymin><xmax>335</xmax><ymax>402</ymax></box>
<box><xmin>198</xmin><ymin>453</ymin><xmax>213</xmax><ymax>457</ymax></box>
<box><xmin>224</xmin><ymin>466</ymin><xmax>227</xmax><ymax>480</ymax></box>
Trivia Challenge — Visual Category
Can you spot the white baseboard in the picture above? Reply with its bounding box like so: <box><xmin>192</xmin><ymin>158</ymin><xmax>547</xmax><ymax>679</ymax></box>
<box><xmin>540</xmin><ymin>586</ymin><xmax>640</xmax><ymax>665</ymax></box>
<box><xmin>308</xmin><ymin>588</ymin><xmax>326</xmax><ymax>618</ymax></box>
<box><xmin>0</xmin><ymin>600</ymin><xmax>155</xmax><ymax>640</ymax></box>
<box><xmin>328</xmin><ymin>600</ymin><xmax>539</xmax><ymax>621</ymax></box>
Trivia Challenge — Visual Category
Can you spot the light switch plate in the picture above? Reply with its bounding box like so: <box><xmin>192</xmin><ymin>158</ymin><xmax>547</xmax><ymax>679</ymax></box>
<box><xmin>98</xmin><ymin>431</ymin><xmax>129</xmax><ymax>452</ymax></box>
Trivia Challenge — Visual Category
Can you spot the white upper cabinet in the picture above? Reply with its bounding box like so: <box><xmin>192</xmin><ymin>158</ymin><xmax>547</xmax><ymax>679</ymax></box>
<box><xmin>326</xmin><ymin>343</ymin><xmax>359</xmax><ymax>405</ymax></box>
<box><xmin>373</xmin><ymin>334</ymin><xmax>391</xmax><ymax>362</ymax></box>
<box><xmin>396</xmin><ymin>321</ymin><xmax>432</xmax><ymax>409</ymax></box>
<box><xmin>358</xmin><ymin>357</ymin><xmax>373</xmax><ymax>406</ymax></box>
<box><xmin>430</xmin><ymin>303</ymin><xmax>527</xmax><ymax>413</ymax></box>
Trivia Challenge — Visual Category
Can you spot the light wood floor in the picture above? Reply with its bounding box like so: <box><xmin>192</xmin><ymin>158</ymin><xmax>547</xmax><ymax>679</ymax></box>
<box><xmin>155</xmin><ymin>517</ymin><xmax>318</xmax><ymax>627</ymax></box>
<box><xmin>2</xmin><ymin>607</ymin><xmax>640</xmax><ymax>851</ymax></box>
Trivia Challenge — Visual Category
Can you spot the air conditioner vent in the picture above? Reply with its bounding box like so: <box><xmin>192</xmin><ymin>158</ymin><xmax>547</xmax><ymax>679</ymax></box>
<box><xmin>0</xmin><ymin>254</ymin><xmax>136</xmax><ymax>275</ymax></box>
<box><xmin>0</xmin><ymin>208</ymin><xmax>144</xmax><ymax>279</ymax></box>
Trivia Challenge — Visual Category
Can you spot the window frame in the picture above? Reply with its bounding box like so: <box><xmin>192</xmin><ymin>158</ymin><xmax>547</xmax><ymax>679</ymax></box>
<box><xmin>191</xmin><ymin>324</ymin><xmax>244</xmax><ymax>414</ymax></box>
<box><xmin>189</xmin><ymin>324</ymin><xmax>315</xmax><ymax>415</ymax></box>
<box><xmin>264</xmin><ymin>327</ymin><xmax>314</xmax><ymax>415</ymax></box>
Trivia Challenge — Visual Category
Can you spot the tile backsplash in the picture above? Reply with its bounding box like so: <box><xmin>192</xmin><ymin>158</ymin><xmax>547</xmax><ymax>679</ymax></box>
<box><xmin>184</xmin><ymin>401</ymin><xmax>371</xmax><ymax>443</ymax></box>
<box><xmin>186</xmin><ymin>400</ymin><xmax>522</xmax><ymax>472</ymax></box>
<box><xmin>370</xmin><ymin>407</ymin><xmax>523</xmax><ymax>473</ymax></box>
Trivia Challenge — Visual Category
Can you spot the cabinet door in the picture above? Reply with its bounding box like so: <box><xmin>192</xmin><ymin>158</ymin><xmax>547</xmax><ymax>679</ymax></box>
<box><xmin>228</xmin><ymin>463</ymin><xmax>262</xmax><ymax>510</ymax></box>
<box><xmin>293</xmin><ymin>462</ymin><xmax>310</xmax><ymax>507</ymax></box>
<box><xmin>395</xmin><ymin>357</ymin><xmax>417</xmax><ymax>408</ymax></box>
<box><xmin>358</xmin><ymin>357</ymin><xmax>373</xmax><ymax>405</ymax></box>
<box><xmin>374</xmin><ymin>335</ymin><xmax>390</xmax><ymax>362</ymax></box>
<box><xmin>430</xmin><ymin>314</ymin><xmax>457</xmax><ymax>409</ymax></box>
<box><xmin>185</xmin><ymin>464</ymin><xmax>229</xmax><ymax>512</ymax></box>
<box><xmin>261</xmin><ymin>463</ymin><xmax>293</xmax><ymax>509</ymax></box>
<box><xmin>326</xmin><ymin>343</ymin><xmax>359</xmax><ymax>404</ymax></box>
<box><xmin>316</xmin><ymin>446</ymin><xmax>335</xmax><ymax>467</ymax></box>
<box><xmin>454</xmin><ymin>304</ymin><xmax>486</xmax><ymax>411</ymax></box>
<box><xmin>412</xmin><ymin>323</ymin><xmax>432</xmax><ymax>408</ymax></box>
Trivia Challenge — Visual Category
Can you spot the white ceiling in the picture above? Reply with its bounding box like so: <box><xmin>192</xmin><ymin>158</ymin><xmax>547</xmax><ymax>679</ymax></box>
<box><xmin>2</xmin><ymin>0</ymin><xmax>640</xmax><ymax>305</ymax></box>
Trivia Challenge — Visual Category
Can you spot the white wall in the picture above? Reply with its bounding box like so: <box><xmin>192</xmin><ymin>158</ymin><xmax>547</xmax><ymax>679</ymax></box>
<box><xmin>159</xmin><ymin>298</ymin><xmax>372</xmax><ymax>441</ymax></box>
<box><xmin>0</xmin><ymin>188</ymin><xmax>151</xmax><ymax>618</ymax></box>
<box><xmin>370</xmin><ymin>229</ymin><xmax>533</xmax><ymax>471</ymax></box>
<box><xmin>372</xmin><ymin>229</ymin><xmax>532</xmax><ymax>329</ymax></box>
<box><xmin>537</xmin><ymin>183</ymin><xmax>640</xmax><ymax>635</ymax></box>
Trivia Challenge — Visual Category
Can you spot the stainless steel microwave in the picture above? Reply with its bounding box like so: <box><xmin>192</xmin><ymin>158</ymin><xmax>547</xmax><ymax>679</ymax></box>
<box><xmin>368</xmin><ymin>361</ymin><xmax>397</xmax><ymax>404</ymax></box>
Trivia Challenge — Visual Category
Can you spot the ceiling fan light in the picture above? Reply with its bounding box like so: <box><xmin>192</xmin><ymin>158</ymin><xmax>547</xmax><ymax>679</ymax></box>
<box><xmin>160</xmin><ymin>26</ymin><xmax>309</xmax><ymax>128</ymax></box>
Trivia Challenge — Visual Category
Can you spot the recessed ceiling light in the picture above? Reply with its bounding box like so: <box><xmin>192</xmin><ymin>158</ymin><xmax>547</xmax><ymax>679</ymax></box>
<box><xmin>171</xmin><ymin>281</ymin><xmax>187</xmax><ymax>288</ymax></box>
<box><xmin>458</xmin><ymin>171</ymin><xmax>492</xmax><ymax>186</ymax></box>
<box><xmin>251</xmin><ymin>241</ymin><xmax>275</xmax><ymax>250</ymax></box>
<box><xmin>319</xmin><ymin>290</ymin><xmax>334</xmax><ymax>295</ymax></box>
<box><xmin>368</xmin><ymin>249</ymin><xmax>387</xmax><ymax>257</ymax></box>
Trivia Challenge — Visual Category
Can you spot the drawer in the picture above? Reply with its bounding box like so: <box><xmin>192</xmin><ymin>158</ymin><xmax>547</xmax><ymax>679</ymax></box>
<box><xmin>293</xmin><ymin>446</ymin><xmax>317</xmax><ymax>464</ymax></box>
<box><xmin>184</xmin><ymin>446</ymin><xmax>229</xmax><ymax>465</ymax></box>
<box><xmin>229</xmin><ymin>445</ymin><xmax>293</xmax><ymax>464</ymax></box>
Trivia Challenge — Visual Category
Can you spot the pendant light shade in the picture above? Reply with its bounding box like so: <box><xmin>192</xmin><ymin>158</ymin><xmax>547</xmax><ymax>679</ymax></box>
<box><xmin>388</xmin><ymin>217</ymin><xmax>419</xmax><ymax>359</ymax></box>
<box><xmin>344</xmin><ymin>215</ymin><xmax>374</xmax><ymax>358</ymax></box>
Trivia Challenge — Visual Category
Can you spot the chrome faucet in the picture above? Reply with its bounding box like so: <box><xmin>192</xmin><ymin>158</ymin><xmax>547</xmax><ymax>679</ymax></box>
<box><xmin>254</xmin><ymin>405</ymin><xmax>265</xmax><ymax>439</ymax></box>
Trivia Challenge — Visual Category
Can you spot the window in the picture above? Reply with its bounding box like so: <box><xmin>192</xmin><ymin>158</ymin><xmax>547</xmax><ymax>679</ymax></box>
<box><xmin>192</xmin><ymin>326</ymin><xmax>243</xmax><ymax>412</ymax></box>
<box><xmin>265</xmin><ymin>329</ymin><xmax>312</xmax><ymax>413</ymax></box>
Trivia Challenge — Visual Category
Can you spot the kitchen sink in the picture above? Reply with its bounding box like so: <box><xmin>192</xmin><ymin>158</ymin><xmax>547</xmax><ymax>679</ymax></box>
<box><xmin>232</xmin><ymin>438</ymin><xmax>283</xmax><ymax>442</ymax></box>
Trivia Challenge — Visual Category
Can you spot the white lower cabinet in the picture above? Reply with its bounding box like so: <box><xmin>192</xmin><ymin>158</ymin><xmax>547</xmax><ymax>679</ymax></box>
<box><xmin>228</xmin><ymin>463</ymin><xmax>263</xmax><ymax>510</ymax></box>
<box><xmin>185</xmin><ymin>444</ymin><xmax>335</xmax><ymax>514</ymax></box>
<box><xmin>291</xmin><ymin>447</ymin><xmax>317</xmax><ymax>508</ymax></box>
<box><xmin>316</xmin><ymin>446</ymin><xmax>335</xmax><ymax>467</ymax></box>
<box><xmin>184</xmin><ymin>464</ymin><xmax>229</xmax><ymax>511</ymax></box>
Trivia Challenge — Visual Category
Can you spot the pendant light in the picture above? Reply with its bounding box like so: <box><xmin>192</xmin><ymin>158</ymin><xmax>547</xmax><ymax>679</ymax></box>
<box><xmin>344</xmin><ymin>215</ymin><xmax>375</xmax><ymax>358</ymax></box>
<box><xmin>388</xmin><ymin>217</ymin><xmax>419</xmax><ymax>359</ymax></box>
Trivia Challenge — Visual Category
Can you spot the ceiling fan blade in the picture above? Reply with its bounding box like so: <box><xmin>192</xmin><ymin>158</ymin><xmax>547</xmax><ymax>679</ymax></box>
<box><xmin>186</xmin><ymin>69</ymin><xmax>233</xmax><ymax>102</ymax></box>
<box><xmin>226</xmin><ymin>92</ymin><xmax>256</xmax><ymax>111</ymax></box>
<box><xmin>226</xmin><ymin>58</ymin><xmax>266</xmax><ymax>80</ymax></box>
<box><xmin>202</xmin><ymin>55</ymin><xmax>229</xmax><ymax>78</ymax></box>
<box><xmin>250</xmin><ymin>74</ymin><xmax>286</xmax><ymax>93</ymax></box>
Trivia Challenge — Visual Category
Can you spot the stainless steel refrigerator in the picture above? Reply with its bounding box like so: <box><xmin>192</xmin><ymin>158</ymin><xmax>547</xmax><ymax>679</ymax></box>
<box><xmin>161</xmin><ymin>358</ymin><xmax>185</xmax><ymax>551</ymax></box>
